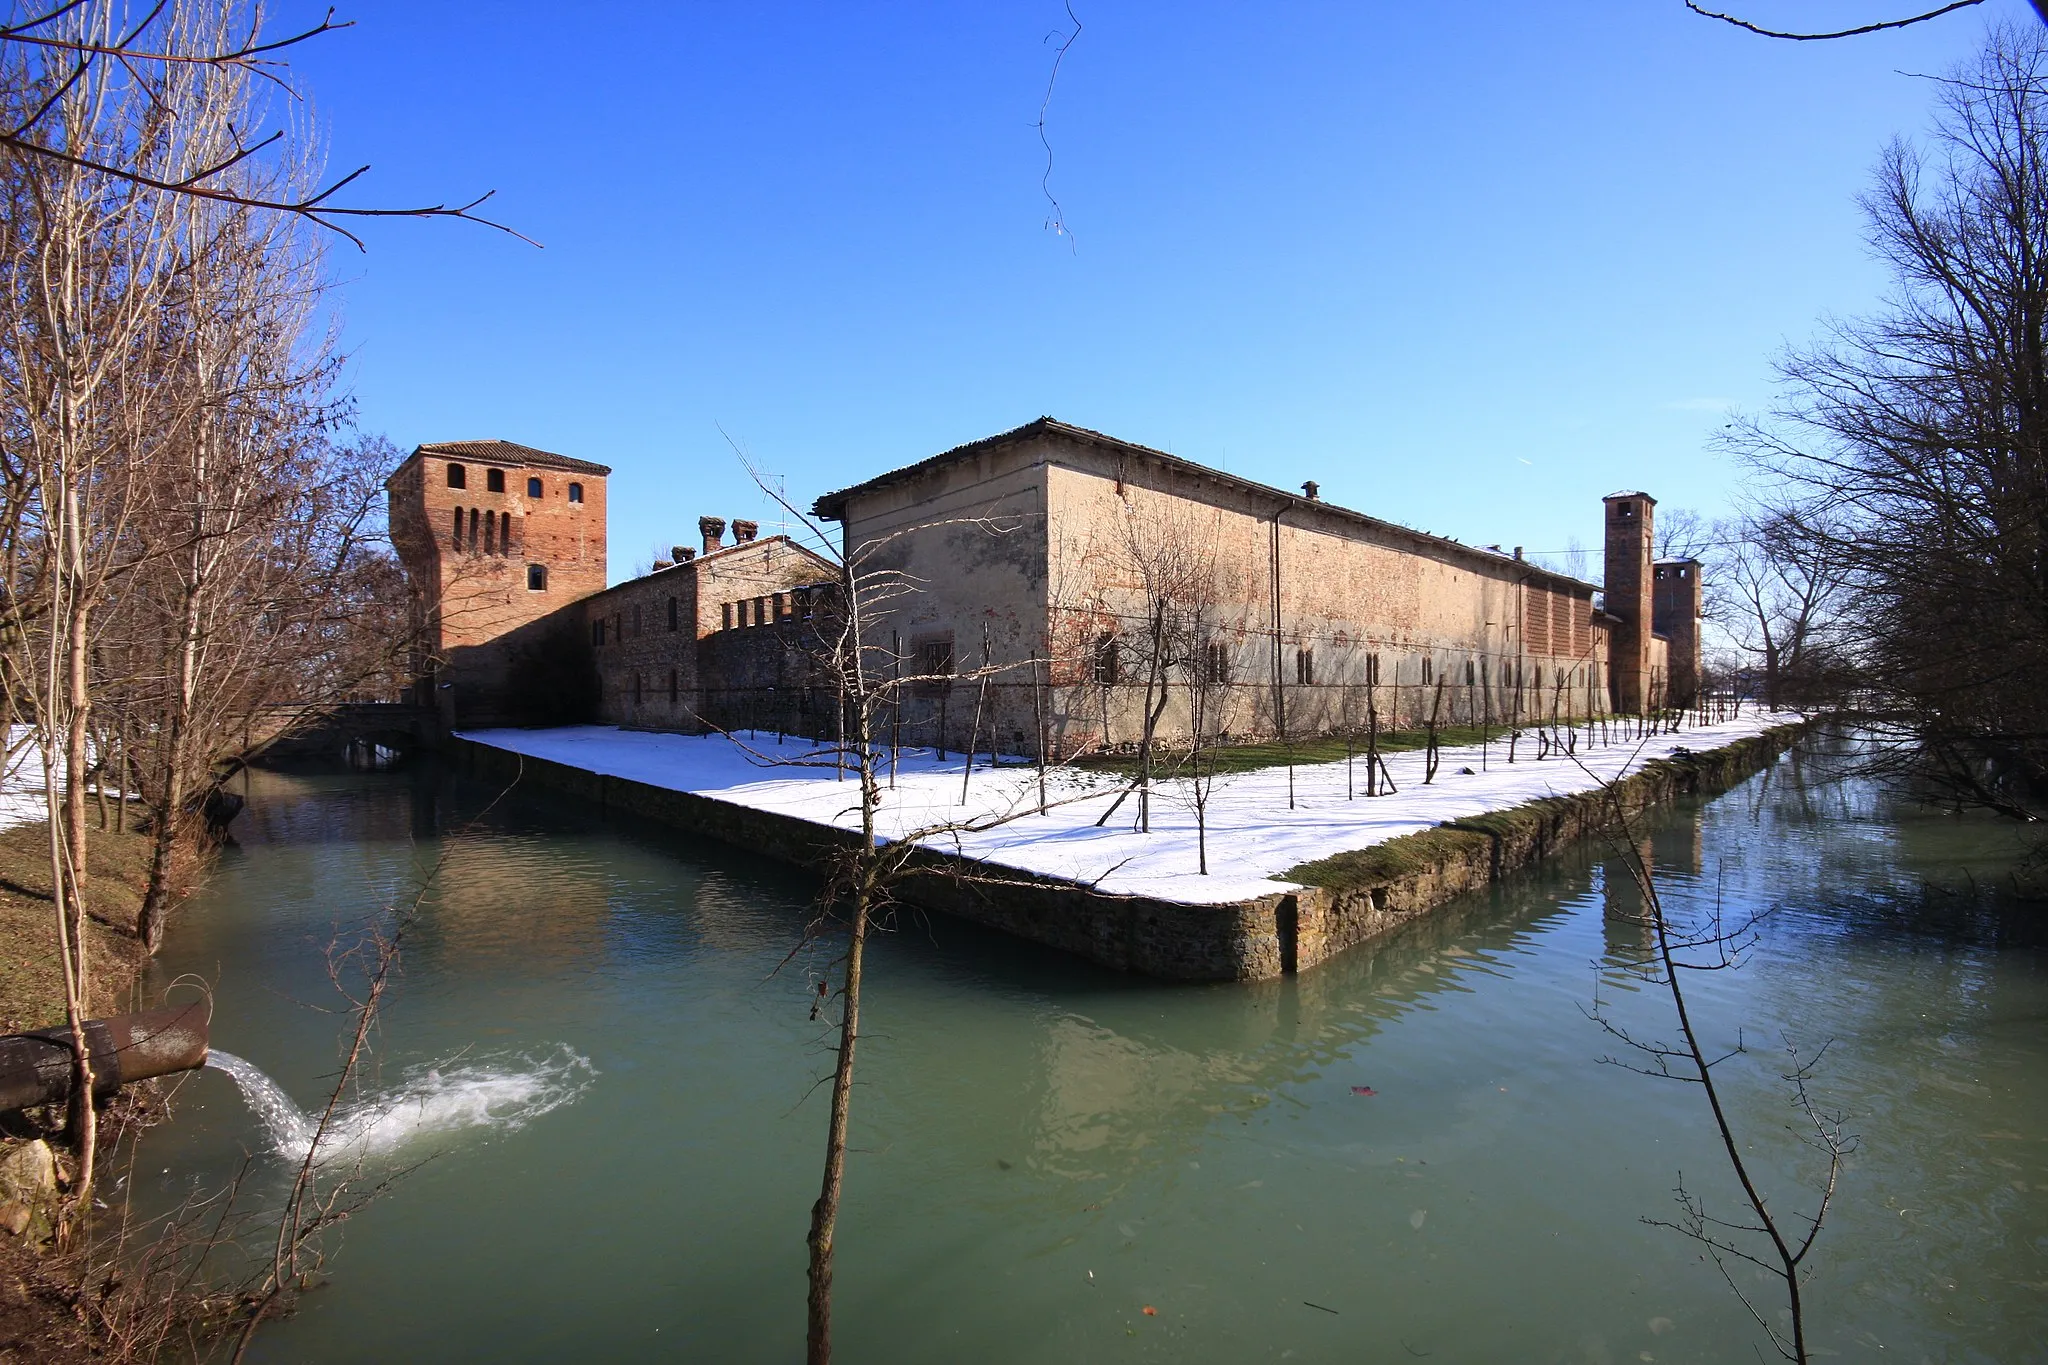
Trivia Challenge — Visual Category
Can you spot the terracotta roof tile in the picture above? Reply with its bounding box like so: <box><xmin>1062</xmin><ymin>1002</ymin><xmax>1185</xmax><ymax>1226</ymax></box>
<box><xmin>412</xmin><ymin>440</ymin><xmax>611</xmax><ymax>476</ymax></box>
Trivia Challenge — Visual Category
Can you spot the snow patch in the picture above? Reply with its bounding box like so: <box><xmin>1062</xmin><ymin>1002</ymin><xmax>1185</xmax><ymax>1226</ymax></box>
<box><xmin>458</xmin><ymin>714</ymin><xmax>1797</xmax><ymax>906</ymax></box>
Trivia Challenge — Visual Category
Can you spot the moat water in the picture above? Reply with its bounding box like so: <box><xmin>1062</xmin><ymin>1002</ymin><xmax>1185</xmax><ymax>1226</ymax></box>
<box><xmin>134</xmin><ymin>738</ymin><xmax>2048</xmax><ymax>1362</ymax></box>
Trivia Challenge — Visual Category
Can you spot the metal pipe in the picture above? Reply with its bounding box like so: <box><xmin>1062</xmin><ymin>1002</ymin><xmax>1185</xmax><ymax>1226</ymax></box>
<box><xmin>0</xmin><ymin>1003</ymin><xmax>209</xmax><ymax>1114</ymax></box>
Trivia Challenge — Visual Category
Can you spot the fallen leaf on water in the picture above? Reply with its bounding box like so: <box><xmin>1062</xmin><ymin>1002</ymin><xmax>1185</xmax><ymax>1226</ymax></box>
<box><xmin>1350</xmin><ymin>1086</ymin><xmax>1377</xmax><ymax>1096</ymax></box>
<box><xmin>1142</xmin><ymin>1306</ymin><xmax>1157</xmax><ymax>1316</ymax></box>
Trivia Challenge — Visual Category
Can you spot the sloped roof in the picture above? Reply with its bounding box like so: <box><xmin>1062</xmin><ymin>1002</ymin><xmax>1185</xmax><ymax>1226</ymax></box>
<box><xmin>813</xmin><ymin>417</ymin><xmax>1601</xmax><ymax>593</ymax></box>
<box><xmin>413</xmin><ymin>439</ymin><xmax>611</xmax><ymax>476</ymax></box>
<box><xmin>582</xmin><ymin>533</ymin><xmax>835</xmax><ymax>602</ymax></box>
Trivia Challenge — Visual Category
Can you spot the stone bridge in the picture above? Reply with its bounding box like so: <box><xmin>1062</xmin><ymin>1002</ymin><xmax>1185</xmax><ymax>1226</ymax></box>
<box><xmin>244</xmin><ymin>703</ymin><xmax>443</xmax><ymax>767</ymax></box>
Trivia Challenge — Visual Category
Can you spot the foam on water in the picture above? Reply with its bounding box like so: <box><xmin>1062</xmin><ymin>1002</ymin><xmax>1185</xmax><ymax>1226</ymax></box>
<box><xmin>205</xmin><ymin>1045</ymin><xmax>595</xmax><ymax>1163</ymax></box>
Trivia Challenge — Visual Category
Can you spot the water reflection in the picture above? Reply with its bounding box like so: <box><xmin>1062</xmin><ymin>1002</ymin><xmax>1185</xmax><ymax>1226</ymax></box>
<box><xmin>139</xmin><ymin>746</ymin><xmax>2048</xmax><ymax>1365</ymax></box>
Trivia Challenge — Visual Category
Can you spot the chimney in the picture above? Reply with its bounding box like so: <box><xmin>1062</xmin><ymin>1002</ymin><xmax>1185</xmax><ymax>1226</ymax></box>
<box><xmin>1301</xmin><ymin>481</ymin><xmax>1320</xmax><ymax>501</ymax></box>
<box><xmin>699</xmin><ymin>516</ymin><xmax>725</xmax><ymax>554</ymax></box>
<box><xmin>653</xmin><ymin>559</ymin><xmax>674</xmax><ymax>571</ymax></box>
<box><xmin>1513</xmin><ymin>546</ymin><xmax>1524</xmax><ymax>561</ymax></box>
<box><xmin>673</xmin><ymin>545</ymin><xmax>696</xmax><ymax>562</ymax></box>
<box><xmin>731</xmin><ymin>518</ymin><xmax>759</xmax><ymax>545</ymax></box>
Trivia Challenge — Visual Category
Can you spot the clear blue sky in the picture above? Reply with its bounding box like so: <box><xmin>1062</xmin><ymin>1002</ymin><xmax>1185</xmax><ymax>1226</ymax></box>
<box><xmin>276</xmin><ymin>1</ymin><xmax>2013</xmax><ymax>582</ymax></box>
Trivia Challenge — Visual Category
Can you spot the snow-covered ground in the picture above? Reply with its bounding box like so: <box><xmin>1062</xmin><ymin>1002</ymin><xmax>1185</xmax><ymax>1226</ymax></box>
<box><xmin>0</xmin><ymin>725</ymin><xmax>60</xmax><ymax>832</ymax></box>
<box><xmin>458</xmin><ymin>713</ymin><xmax>1800</xmax><ymax>905</ymax></box>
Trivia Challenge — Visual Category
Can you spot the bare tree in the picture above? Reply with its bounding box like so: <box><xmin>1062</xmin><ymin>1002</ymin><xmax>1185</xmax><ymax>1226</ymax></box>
<box><xmin>1729</xmin><ymin>24</ymin><xmax>2048</xmax><ymax>817</ymax></box>
<box><xmin>1588</xmin><ymin>792</ymin><xmax>1854</xmax><ymax>1364</ymax></box>
<box><xmin>0</xmin><ymin>0</ymin><xmax>526</xmax><ymax>248</ymax></box>
<box><xmin>1684</xmin><ymin>0</ymin><xmax>2013</xmax><ymax>42</ymax></box>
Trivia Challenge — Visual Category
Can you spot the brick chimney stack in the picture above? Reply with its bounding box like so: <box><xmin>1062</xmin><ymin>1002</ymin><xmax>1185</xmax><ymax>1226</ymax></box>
<box><xmin>731</xmin><ymin>518</ymin><xmax>759</xmax><ymax>545</ymax></box>
<box><xmin>672</xmin><ymin>544</ymin><xmax>695</xmax><ymax>562</ymax></box>
<box><xmin>699</xmin><ymin>516</ymin><xmax>725</xmax><ymax>555</ymax></box>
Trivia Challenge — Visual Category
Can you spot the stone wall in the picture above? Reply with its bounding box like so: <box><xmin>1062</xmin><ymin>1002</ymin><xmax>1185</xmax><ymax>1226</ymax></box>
<box><xmin>450</xmin><ymin>720</ymin><xmax>1805</xmax><ymax>982</ymax></box>
<box><xmin>820</xmin><ymin>421</ymin><xmax>1618</xmax><ymax>759</ymax></box>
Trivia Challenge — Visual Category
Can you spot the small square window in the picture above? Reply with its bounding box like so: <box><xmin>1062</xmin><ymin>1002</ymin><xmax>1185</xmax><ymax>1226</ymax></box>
<box><xmin>527</xmin><ymin>477</ymin><xmax>543</xmax><ymax>498</ymax></box>
<box><xmin>568</xmin><ymin>482</ymin><xmax>584</xmax><ymax>503</ymax></box>
<box><xmin>526</xmin><ymin>564</ymin><xmax>547</xmax><ymax>591</ymax></box>
<box><xmin>446</xmin><ymin>463</ymin><xmax>467</xmax><ymax>489</ymax></box>
<box><xmin>486</xmin><ymin>468</ymin><xmax>505</xmax><ymax>493</ymax></box>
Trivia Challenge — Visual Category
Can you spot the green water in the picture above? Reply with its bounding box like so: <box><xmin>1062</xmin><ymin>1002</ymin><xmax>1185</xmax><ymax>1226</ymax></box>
<box><xmin>134</xmin><ymin>740</ymin><xmax>2048</xmax><ymax>1362</ymax></box>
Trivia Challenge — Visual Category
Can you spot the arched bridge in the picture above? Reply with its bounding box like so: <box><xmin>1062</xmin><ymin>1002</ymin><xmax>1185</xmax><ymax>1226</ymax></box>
<box><xmin>244</xmin><ymin>703</ymin><xmax>442</xmax><ymax>768</ymax></box>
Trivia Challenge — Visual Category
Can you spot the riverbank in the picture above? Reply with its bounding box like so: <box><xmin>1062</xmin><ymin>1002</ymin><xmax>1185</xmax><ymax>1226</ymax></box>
<box><xmin>0</xmin><ymin>823</ymin><xmax>155</xmax><ymax>1035</ymax></box>
<box><xmin>0</xmin><ymin>822</ymin><xmax>158</xmax><ymax>1364</ymax></box>
<box><xmin>454</xmin><ymin>711</ymin><xmax>1806</xmax><ymax>979</ymax></box>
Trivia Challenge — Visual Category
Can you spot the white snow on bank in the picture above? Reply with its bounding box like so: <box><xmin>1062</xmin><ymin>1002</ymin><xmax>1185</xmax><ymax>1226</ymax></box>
<box><xmin>0</xmin><ymin>726</ymin><xmax>60</xmax><ymax>832</ymax></box>
<box><xmin>458</xmin><ymin>713</ymin><xmax>1800</xmax><ymax>905</ymax></box>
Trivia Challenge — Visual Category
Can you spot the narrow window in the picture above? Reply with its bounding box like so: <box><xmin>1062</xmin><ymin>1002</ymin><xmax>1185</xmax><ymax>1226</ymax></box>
<box><xmin>468</xmin><ymin>508</ymin><xmax>479</xmax><ymax>552</ymax></box>
<box><xmin>451</xmin><ymin>507</ymin><xmax>463</xmax><ymax>549</ymax></box>
<box><xmin>446</xmin><ymin>463</ymin><xmax>466</xmax><ymax>489</ymax></box>
<box><xmin>1422</xmin><ymin>656</ymin><xmax>1433</xmax><ymax>685</ymax></box>
<box><xmin>1367</xmin><ymin>653</ymin><xmax>1381</xmax><ymax>686</ymax></box>
<box><xmin>1205</xmin><ymin>641</ymin><xmax>1230</xmax><ymax>685</ymax></box>
<box><xmin>527</xmin><ymin>476</ymin><xmax>543</xmax><ymax>498</ymax></box>
<box><xmin>484</xmin><ymin>511</ymin><xmax>496</xmax><ymax>555</ymax></box>
<box><xmin>634</xmin><ymin>672</ymin><xmax>643</xmax><ymax>705</ymax></box>
<box><xmin>668</xmin><ymin>668</ymin><xmax>678</xmax><ymax>703</ymax></box>
<box><xmin>526</xmin><ymin>563</ymin><xmax>547</xmax><ymax>591</ymax></box>
<box><xmin>633</xmin><ymin>604</ymin><xmax>642</xmax><ymax>636</ymax></box>
<box><xmin>1296</xmin><ymin>648</ymin><xmax>1314</xmax><ymax>686</ymax></box>
<box><xmin>915</xmin><ymin>633</ymin><xmax>955</xmax><ymax>684</ymax></box>
<box><xmin>501</xmin><ymin>511</ymin><xmax>512</xmax><ymax>551</ymax></box>
<box><xmin>722</xmin><ymin>602</ymin><xmax>733</xmax><ymax>630</ymax></box>
<box><xmin>591</xmin><ymin>619</ymin><xmax>603</xmax><ymax>646</ymax></box>
<box><xmin>568</xmin><ymin>482</ymin><xmax>584</xmax><ymax>503</ymax></box>
<box><xmin>1466</xmin><ymin>659</ymin><xmax>1476</xmax><ymax>685</ymax></box>
<box><xmin>1092</xmin><ymin>633</ymin><xmax>1120</xmax><ymax>686</ymax></box>
<box><xmin>1535</xmin><ymin>666</ymin><xmax>1544</xmax><ymax>690</ymax></box>
<box><xmin>486</xmin><ymin>468</ymin><xmax>505</xmax><ymax>493</ymax></box>
<box><xmin>668</xmin><ymin>597</ymin><xmax>679</xmax><ymax>632</ymax></box>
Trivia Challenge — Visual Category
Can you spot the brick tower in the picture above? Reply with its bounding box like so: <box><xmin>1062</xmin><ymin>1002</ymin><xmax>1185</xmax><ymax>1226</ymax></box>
<box><xmin>1603</xmin><ymin>491</ymin><xmax>1655</xmax><ymax>713</ymax></box>
<box><xmin>1653</xmin><ymin>557</ymin><xmax>1703</xmax><ymax>709</ymax></box>
<box><xmin>387</xmin><ymin>440</ymin><xmax>610</xmax><ymax>726</ymax></box>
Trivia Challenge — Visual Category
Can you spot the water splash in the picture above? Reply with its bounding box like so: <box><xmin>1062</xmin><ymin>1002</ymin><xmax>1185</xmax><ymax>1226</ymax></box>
<box><xmin>205</xmin><ymin>1045</ymin><xmax>595</xmax><ymax>1164</ymax></box>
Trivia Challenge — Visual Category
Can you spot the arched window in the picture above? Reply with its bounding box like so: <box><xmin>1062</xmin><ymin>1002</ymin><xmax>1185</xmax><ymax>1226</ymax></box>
<box><xmin>451</xmin><ymin>507</ymin><xmax>463</xmax><ymax>548</ymax></box>
<box><xmin>667</xmin><ymin>596</ymin><xmax>678</xmax><ymax>632</ymax></box>
<box><xmin>501</xmin><ymin>511</ymin><xmax>511</xmax><ymax>552</ymax></box>
<box><xmin>527</xmin><ymin>476</ymin><xmax>543</xmax><ymax>498</ymax></box>
<box><xmin>468</xmin><ymin>508</ymin><xmax>480</xmax><ymax>553</ymax></box>
<box><xmin>483</xmin><ymin>511</ymin><xmax>496</xmax><ymax>554</ymax></box>
<box><xmin>568</xmin><ymin>482</ymin><xmax>584</xmax><ymax>503</ymax></box>
<box><xmin>446</xmin><ymin>463</ymin><xmax>466</xmax><ymax>489</ymax></box>
<box><xmin>486</xmin><ymin>468</ymin><xmax>505</xmax><ymax>493</ymax></box>
<box><xmin>527</xmin><ymin>564</ymin><xmax>547</xmax><ymax>591</ymax></box>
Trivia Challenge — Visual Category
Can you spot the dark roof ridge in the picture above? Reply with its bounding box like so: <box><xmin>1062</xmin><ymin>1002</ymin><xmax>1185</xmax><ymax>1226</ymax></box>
<box><xmin>408</xmin><ymin>439</ymin><xmax>612</xmax><ymax>476</ymax></box>
<box><xmin>583</xmin><ymin>533</ymin><xmax>834</xmax><ymax>602</ymax></box>
<box><xmin>813</xmin><ymin>416</ymin><xmax>1601</xmax><ymax>593</ymax></box>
